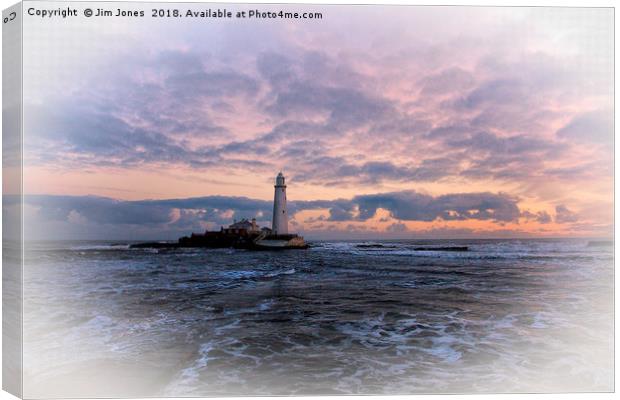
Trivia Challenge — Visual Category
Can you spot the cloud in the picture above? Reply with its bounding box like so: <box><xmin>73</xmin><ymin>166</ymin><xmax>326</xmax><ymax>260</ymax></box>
<box><xmin>446</xmin><ymin>131</ymin><xmax>558</xmax><ymax>155</ymax></box>
<box><xmin>521</xmin><ymin>210</ymin><xmax>552</xmax><ymax>224</ymax></box>
<box><xmin>557</xmin><ymin>110</ymin><xmax>614</xmax><ymax>145</ymax></box>
<box><xmin>445</xmin><ymin>131</ymin><xmax>567</xmax><ymax>180</ymax></box>
<box><xmin>155</xmin><ymin>50</ymin><xmax>205</xmax><ymax>74</ymax></box>
<box><xmin>264</xmin><ymin>80</ymin><xmax>394</xmax><ymax>131</ymax></box>
<box><xmin>292</xmin><ymin>191</ymin><xmax>521</xmax><ymax>223</ymax></box>
<box><xmin>13</xmin><ymin>190</ymin><xmax>522</xmax><ymax>240</ymax></box>
<box><xmin>256</xmin><ymin>51</ymin><xmax>295</xmax><ymax>89</ymax></box>
<box><xmin>165</xmin><ymin>69</ymin><xmax>259</xmax><ymax>99</ymax></box>
<box><xmin>27</xmin><ymin>102</ymin><xmax>222</xmax><ymax>169</ymax></box>
<box><xmin>353</xmin><ymin>191</ymin><xmax>520</xmax><ymax>222</ymax></box>
<box><xmin>292</xmin><ymin>158</ymin><xmax>458</xmax><ymax>185</ymax></box>
<box><xmin>555</xmin><ymin>205</ymin><xmax>578</xmax><ymax>224</ymax></box>
<box><xmin>386</xmin><ymin>222</ymin><xmax>408</xmax><ymax>233</ymax></box>
<box><xmin>418</xmin><ymin>67</ymin><xmax>475</xmax><ymax>96</ymax></box>
<box><xmin>535</xmin><ymin>211</ymin><xmax>552</xmax><ymax>224</ymax></box>
<box><xmin>257</xmin><ymin>49</ymin><xmax>395</xmax><ymax>131</ymax></box>
<box><xmin>455</xmin><ymin>79</ymin><xmax>528</xmax><ymax>110</ymax></box>
<box><xmin>19</xmin><ymin>9</ymin><xmax>613</xmax><ymax>238</ymax></box>
<box><xmin>15</xmin><ymin>194</ymin><xmax>271</xmax><ymax>226</ymax></box>
<box><xmin>25</xmin><ymin>41</ymin><xmax>609</xmax><ymax>190</ymax></box>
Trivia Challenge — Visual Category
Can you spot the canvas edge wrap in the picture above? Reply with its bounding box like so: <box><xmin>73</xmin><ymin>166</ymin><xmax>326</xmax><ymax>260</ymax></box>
<box><xmin>3</xmin><ymin>2</ymin><xmax>24</xmax><ymax>398</ymax></box>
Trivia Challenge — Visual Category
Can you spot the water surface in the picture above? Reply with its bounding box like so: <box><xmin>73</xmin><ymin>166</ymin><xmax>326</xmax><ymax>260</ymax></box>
<box><xmin>23</xmin><ymin>239</ymin><xmax>613</xmax><ymax>397</ymax></box>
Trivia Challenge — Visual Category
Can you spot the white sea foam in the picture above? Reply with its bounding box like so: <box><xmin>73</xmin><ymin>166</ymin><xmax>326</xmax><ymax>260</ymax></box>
<box><xmin>265</xmin><ymin>268</ymin><xmax>296</xmax><ymax>278</ymax></box>
<box><xmin>258</xmin><ymin>299</ymin><xmax>276</xmax><ymax>311</ymax></box>
<box><xmin>165</xmin><ymin>341</ymin><xmax>215</xmax><ymax>395</ymax></box>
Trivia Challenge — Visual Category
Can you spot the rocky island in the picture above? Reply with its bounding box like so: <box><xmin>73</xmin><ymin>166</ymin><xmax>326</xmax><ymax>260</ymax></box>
<box><xmin>131</xmin><ymin>172</ymin><xmax>308</xmax><ymax>250</ymax></box>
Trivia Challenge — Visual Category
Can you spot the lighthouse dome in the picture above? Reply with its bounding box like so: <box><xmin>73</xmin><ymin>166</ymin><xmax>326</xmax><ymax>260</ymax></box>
<box><xmin>275</xmin><ymin>172</ymin><xmax>286</xmax><ymax>186</ymax></box>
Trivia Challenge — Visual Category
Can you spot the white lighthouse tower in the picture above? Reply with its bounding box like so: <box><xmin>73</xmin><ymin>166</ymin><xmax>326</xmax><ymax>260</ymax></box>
<box><xmin>272</xmin><ymin>172</ymin><xmax>288</xmax><ymax>235</ymax></box>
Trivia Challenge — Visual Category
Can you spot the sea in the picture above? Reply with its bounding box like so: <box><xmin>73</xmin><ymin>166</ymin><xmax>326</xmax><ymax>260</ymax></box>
<box><xmin>21</xmin><ymin>238</ymin><xmax>613</xmax><ymax>397</ymax></box>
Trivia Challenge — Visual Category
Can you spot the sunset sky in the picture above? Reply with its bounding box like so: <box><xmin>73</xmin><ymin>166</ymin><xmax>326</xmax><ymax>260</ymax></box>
<box><xmin>12</xmin><ymin>4</ymin><xmax>613</xmax><ymax>240</ymax></box>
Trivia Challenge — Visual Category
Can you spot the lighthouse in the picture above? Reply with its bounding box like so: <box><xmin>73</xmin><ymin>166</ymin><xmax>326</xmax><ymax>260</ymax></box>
<box><xmin>272</xmin><ymin>172</ymin><xmax>288</xmax><ymax>235</ymax></box>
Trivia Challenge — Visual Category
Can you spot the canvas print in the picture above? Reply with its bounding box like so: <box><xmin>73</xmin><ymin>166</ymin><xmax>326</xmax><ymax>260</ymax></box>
<box><xmin>2</xmin><ymin>2</ymin><xmax>614</xmax><ymax>398</ymax></box>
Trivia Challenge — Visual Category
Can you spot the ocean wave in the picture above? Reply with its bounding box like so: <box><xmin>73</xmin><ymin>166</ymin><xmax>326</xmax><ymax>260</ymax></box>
<box><xmin>23</xmin><ymin>238</ymin><xmax>614</xmax><ymax>395</ymax></box>
<box><xmin>265</xmin><ymin>268</ymin><xmax>296</xmax><ymax>278</ymax></box>
<box><xmin>69</xmin><ymin>244</ymin><xmax>131</xmax><ymax>251</ymax></box>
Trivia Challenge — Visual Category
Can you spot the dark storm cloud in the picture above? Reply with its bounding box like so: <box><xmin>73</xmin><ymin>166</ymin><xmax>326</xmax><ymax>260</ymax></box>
<box><xmin>353</xmin><ymin>191</ymin><xmax>520</xmax><ymax>222</ymax></box>
<box><xmin>18</xmin><ymin>194</ymin><xmax>272</xmax><ymax>227</ymax></box>
<box><xmin>16</xmin><ymin>190</ymin><xmax>522</xmax><ymax>239</ymax></box>
<box><xmin>151</xmin><ymin>196</ymin><xmax>272</xmax><ymax>218</ymax></box>
<box><xmin>293</xmin><ymin>191</ymin><xmax>520</xmax><ymax>223</ymax></box>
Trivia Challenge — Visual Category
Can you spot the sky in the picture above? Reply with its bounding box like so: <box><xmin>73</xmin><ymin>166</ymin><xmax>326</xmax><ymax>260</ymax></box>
<box><xmin>10</xmin><ymin>4</ymin><xmax>614</xmax><ymax>240</ymax></box>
